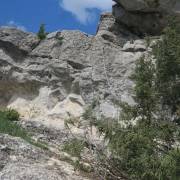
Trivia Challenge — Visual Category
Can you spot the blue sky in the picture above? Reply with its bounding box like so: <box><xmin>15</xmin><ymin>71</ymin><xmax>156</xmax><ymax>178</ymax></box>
<box><xmin>0</xmin><ymin>0</ymin><xmax>112</xmax><ymax>35</ymax></box>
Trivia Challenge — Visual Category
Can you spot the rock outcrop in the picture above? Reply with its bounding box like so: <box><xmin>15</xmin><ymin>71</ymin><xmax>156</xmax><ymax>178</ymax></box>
<box><xmin>0</xmin><ymin>14</ymin><xmax>147</xmax><ymax>178</ymax></box>
<box><xmin>0</xmin><ymin>14</ymin><xmax>145</xmax><ymax>125</ymax></box>
<box><xmin>0</xmin><ymin>1</ymin><xmax>180</xmax><ymax>179</ymax></box>
<box><xmin>113</xmin><ymin>0</ymin><xmax>179</xmax><ymax>35</ymax></box>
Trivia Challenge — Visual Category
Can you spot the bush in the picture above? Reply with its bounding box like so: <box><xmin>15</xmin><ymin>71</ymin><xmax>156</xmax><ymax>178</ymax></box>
<box><xmin>0</xmin><ymin>110</ymin><xmax>48</xmax><ymax>150</ymax></box>
<box><xmin>62</xmin><ymin>138</ymin><xmax>86</xmax><ymax>158</ymax></box>
<box><xmin>159</xmin><ymin>149</ymin><xmax>180</xmax><ymax>179</ymax></box>
<box><xmin>1</xmin><ymin>108</ymin><xmax>20</xmax><ymax>121</ymax></box>
<box><xmin>0</xmin><ymin>110</ymin><xmax>29</xmax><ymax>139</ymax></box>
<box><xmin>37</xmin><ymin>24</ymin><xmax>46</xmax><ymax>40</ymax></box>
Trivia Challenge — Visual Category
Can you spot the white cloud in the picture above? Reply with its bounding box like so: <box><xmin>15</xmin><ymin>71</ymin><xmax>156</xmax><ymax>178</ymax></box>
<box><xmin>6</xmin><ymin>20</ymin><xmax>27</xmax><ymax>31</ymax></box>
<box><xmin>60</xmin><ymin>0</ymin><xmax>113</xmax><ymax>24</ymax></box>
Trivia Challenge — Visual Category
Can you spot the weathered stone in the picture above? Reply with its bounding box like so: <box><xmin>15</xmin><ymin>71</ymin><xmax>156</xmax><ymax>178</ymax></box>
<box><xmin>0</xmin><ymin>13</ymin><xmax>144</xmax><ymax>124</ymax></box>
<box><xmin>113</xmin><ymin>0</ymin><xmax>179</xmax><ymax>35</ymax></box>
<box><xmin>113</xmin><ymin>4</ymin><xmax>168</xmax><ymax>36</ymax></box>
<box><xmin>123</xmin><ymin>40</ymin><xmax>147</xmax><ymax>52</ymax></box>
<box><xmin>114</xmin><ymin>0</ymin><xmax>176</xmax><ymax>13</ymax></box>
<box><xmin>0</xmin><ymin>3</ymin><xmax>174</xmax><ymax>179</ymax></box>
<box><xmin>0</xmin><ymin>134</ymin><xmax>90</xmax><ymax>180</ymax></box>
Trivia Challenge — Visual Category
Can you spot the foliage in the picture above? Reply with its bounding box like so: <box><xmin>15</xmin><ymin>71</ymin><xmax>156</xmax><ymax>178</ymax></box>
<box><xmin>159</xmin><ymin>148</ymin><xmax>180</xmax><ymax>179</ymax></box>
<box><xmin>82</xmin><ymin>98</ymin><xmax>99</xmax><ymax>122</ymax></box>
<box><xmin>153</xmin><ymin>17</ymin><xmax>180</xmax><ymax>120</ymax></box>
<box><xmin>88</xmin><ymin>17</ymin><xmax>180</xmax><ymax>180</ymax></box>
<box><xmin>37</xmin><ymin>24</ymin><xmax>46</xmax><ymax>40</ymax></box>
<box><xmin>92</xmin><ymin>117</ymin><xmax>179</xmax><ymax>179</ymax></box>
<box><xmin>0</xmin><ymin>110</ymin><xmax>48</xmax><ymax>150</ymax></box>
<box><xmin>1</xmin><ymin>108</ymin><xmax>20</xmax><ymax>121</ymax></box>
<box><xmin>0</xmin><ymin>110</ymin><xmax>28</xmax><ymax>138</ymax></box>
<box><xmin>62</xmin><ymin>138</ymin><xmax>86</xmax><ymax>158</ymax></box>
<box><xmin>133</xmin><ymin>55</ymin><xmax>156</xmax><ymax>123</ymax></box>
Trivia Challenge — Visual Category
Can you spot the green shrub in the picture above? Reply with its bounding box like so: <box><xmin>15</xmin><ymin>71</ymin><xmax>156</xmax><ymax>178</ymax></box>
<box><xmin>0</xmin><ymin>110</ymin><xmax>48</xmax><ymax>150</ymax></box>
<box><xmin>62</xmin><ymin>138</ymin><xmax>86</xmax><ymax>158</ymax></box>
<box><xmin>159</xmin><ymin>149</ymin><xmax>180</xmax><ymax>179</ymax></box>
<box><xmin>37</xmin><ymin>24</ymin><xmax>46</xmax><ymax>40</ymax></box>
<box><xmin>1</xmin><ymin>108</ymin><xmax>20</xmax><ymax>121</ymax></box>
<box><xmin>0</xmin><ymin>110</ymin><xmax>29</xmax><ymax>139</ymax></box>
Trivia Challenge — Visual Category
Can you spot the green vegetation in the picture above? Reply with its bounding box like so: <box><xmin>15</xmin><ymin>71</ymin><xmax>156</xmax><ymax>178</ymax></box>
<box><xmin>0</xmin><ymin>109</ymin><xmax>48</xmax><ymax>150</ymax></box>
<box><xmin>0</xmin><ymin>109</ymin><xmax>28</xmax><ymax>138</ymax></box>
<box><xmin>62</xmin><ymin>138</ymin><xmax>92</xmax><ymax>173</ymax></box>
<box><xmin>37</xmin><ymin>24</ymin><xmax>46</xmax><ymax>40</ymax></box>
<box><xmin>153</xmin><ymin>17</ymin><xmax>180</xmax><ymax>123</ymax></box>
<box><xmin>86</xmin><ymin>17</ymin><xmax>180</xmax><ymax>180</ymax></box>
<box><xmin>62</xmin><ymin>138</ymin><xmax>86</xmax><ymax>158</ymax></box>
<box><xmin>1</xmin><ymin>108</ymin><xmax>20</xmax><ymax>121</ymax></box>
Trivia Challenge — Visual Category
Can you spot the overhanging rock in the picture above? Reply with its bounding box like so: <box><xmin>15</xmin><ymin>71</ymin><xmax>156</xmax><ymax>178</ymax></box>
<box><xmin>113</xmin><ymin>0</ymin><xmax>180</xmax><ymax>36</ymax></box>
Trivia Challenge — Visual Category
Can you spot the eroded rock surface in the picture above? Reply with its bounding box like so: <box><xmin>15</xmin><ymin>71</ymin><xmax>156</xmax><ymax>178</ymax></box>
<box><xmin>0</xmin><ymin>14</ymin><xmax>146</xmax><ymax>124</ymax></box>
<box><xmin>113</xmin><ymin>0</ymin><xmax>179</xmax><ymax>35</ymax></box>
<box><xmin>0</xmin><ymin>15</ymin><xmax>148</xmax><ymax>179</ymax></box>
<box><xmin>0</xmin><ymin>134</ymin><xmax>90</xmax><ymax>180</ymax></box>
<box><xmin>1</xmin><ymin>2</ymin><xmax>179</xmax><ymax>178</ymax></box>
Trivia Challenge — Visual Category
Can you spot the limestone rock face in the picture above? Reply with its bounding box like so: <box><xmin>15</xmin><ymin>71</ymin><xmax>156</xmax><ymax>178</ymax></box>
<box><xmin>0</xmin><ymin>15</ymin><xmax>145</xmax><ymax>124</ymax></box>
<box><xmin>0</xmin><ymin>13</ymin><xmax>157</xmax><ymax>180</ymax></box>
<box><xmin>0</xmin><ymin>3</ymin><xmax>178</xmax><ymax>179</ymax></box>
<box><xmin>113</xmin><ymin>0</ymin><xmax>179</xmax><ymax>35</ymax></box>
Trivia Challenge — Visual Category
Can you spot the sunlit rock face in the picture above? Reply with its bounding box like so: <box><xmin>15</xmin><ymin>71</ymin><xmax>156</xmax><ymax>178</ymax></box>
<box><xmin>0</xmin><ymin>13</ymin><xmax>146</xmax><ymax>124</ymax></box>
<box><xmin>1</xmin><ymin>2</ymin><xmax>180</xmax><ymax>179</ymax></box>
<box><xmin>1</xmin><ymin>1</ymin><xmax>179</xmax><ymax>126</ymax></box>
<box><xmin>113</xmin><ymin>0</ymin><xmax>179</xmax><ymax>35</ymax></box>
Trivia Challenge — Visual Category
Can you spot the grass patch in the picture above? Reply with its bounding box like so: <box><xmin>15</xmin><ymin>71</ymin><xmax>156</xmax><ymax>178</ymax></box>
<box><xmin>2</xmin><ymin>108</ymin><xmax>20</xmax><ymax>121</ymax></box>
<box><xmin>62</xmin><ymin>138</ymin><xmax>86</xmax><ymax>158</ymax></box>
<box><xmin>0</xmin><ymin>110</ymin><xmax>48</xmax><ymax>150</ymax></box>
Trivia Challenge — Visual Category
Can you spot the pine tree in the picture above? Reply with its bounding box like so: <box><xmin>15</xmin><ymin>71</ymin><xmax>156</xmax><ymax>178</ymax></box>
<box><xmin>153</xmin><ymin>17</ymin><xmax>180</xmax><ymax>122</ymax></box>
<box><xmin>37</xmin><ymin>24</ymin><xmax>46</xmax><ymax>40</ymax></box>
<box><xmin>133</xmin><ymin>55</ymin><xmax>156</xmax><ymax>124</ymax></box>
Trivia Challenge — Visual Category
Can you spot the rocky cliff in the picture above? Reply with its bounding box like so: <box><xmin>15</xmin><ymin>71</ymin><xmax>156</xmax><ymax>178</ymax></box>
<box><xmin>0</xmin><ymin>13</ymin><xmax>143</xmax><ymax>125</ymax></box>
<box><xmin>0</xmin><ymin>0</ymin><xmax>179</xmax><ymax>179</ymax></box>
